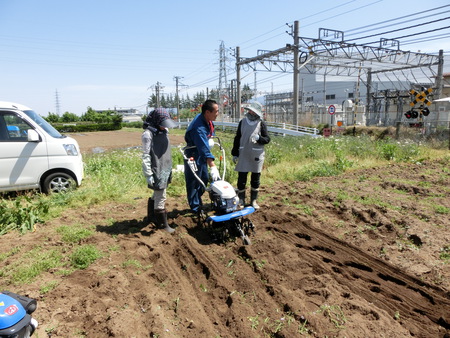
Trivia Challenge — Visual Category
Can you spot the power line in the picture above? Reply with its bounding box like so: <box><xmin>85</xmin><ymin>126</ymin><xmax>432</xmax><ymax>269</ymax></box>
<box><xmin>346</xmin><ymin>10</ymin><xmax>450</xmax><ymax>38</ymax></box>
<box><xmin>345</xmin><ymin>4</ymin><xmax>450</xmax><ymax>34</ymax></box>
<box><xmin>345</xmin><ymin>16</ymin><xmax>450</xmax><ymax>43</ymax></box>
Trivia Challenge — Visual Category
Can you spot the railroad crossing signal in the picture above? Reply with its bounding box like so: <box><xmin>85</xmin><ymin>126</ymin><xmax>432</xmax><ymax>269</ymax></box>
<box><xmin>405</xmin><ymin>88</ymin><xmax>432</xmax><ymax>119</ymax></box>
<box><xmin>409</xmin><ymin>88</ymin><xmax>432</xmax><ymax>107</ymax></box>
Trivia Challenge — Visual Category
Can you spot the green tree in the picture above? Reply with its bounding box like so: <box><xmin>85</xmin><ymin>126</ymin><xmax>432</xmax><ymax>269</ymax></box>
<box><xmin>80</xmin><ymin>107</ymin><xmax>122</xmax><ymax>124</ymax></box>
<box><xmin>241</xmin><ymin>84</ymin><xmax>254</xmax><ymax>103</ymax></box>
<box><xmin>45</xmin><ymin>112</ymin><xmax>60</xmax><ymax>123</ymax></box>
<box><xmin>209</xmin><ymin>88</ymin><xmax>219</xmax><ymax>102</ymax></box>
<box><xmin>61</xmin><ymin>112</ymin><xmax>79</xmax><ymax>123</ymax></box>
<box><xmin>192</xmin><ymin>91</ymin><xmax>206</xmax><ymax>108</ymax></box>
<box><xmin>147</xmin><ymin>94</ymin><xmax>157</xmax><ymax>109</ymax></box>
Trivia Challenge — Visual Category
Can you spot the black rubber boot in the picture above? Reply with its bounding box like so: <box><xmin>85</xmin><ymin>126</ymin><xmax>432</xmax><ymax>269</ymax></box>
<box><xmin>147</xmin><ymin>198</ymin><xmax>155</xmax><ymax>224</ymax></box>
<box><xmin>250</xmin><ymin>188</ymin><xmax>260</xmax><ymax>210</ymax></box>
<box><xmin>237</xmin><ymin>189</ymin><xmax>246</xmax><ymax>208</ymax></box>
<box><xmin>155</xmin><ymin>209</ymin><xmax>175</xmax><ymax>233</ymax></box>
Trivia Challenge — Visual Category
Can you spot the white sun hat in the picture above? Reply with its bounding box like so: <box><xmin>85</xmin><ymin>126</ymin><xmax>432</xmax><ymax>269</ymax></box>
<box><xmin>244</xmin><ymin>101</ymin><xmax>263</xmax><ymax>118</ymax></box>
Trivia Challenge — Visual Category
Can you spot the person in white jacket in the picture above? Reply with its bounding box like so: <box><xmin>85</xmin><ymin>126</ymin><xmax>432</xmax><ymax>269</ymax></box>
<box><xmin>231</xmin><ymin>101</ymin><xmax>271</xmax><ymax>210</ymax></box>
<box><xmin>142</xmin><ymin>108</ymin><xmax>176</xmax><ymax>233</ymax></box>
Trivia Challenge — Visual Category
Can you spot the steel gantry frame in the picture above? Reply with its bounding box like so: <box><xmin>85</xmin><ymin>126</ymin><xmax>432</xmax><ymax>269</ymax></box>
<box><xmin>235</xmin><ymin>20</ymin><xmax>444</xmax><ymax>126</ymax></box>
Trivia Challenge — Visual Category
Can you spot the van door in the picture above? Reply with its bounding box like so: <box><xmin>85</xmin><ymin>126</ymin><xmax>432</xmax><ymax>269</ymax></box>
<box><xmin>0</xmin><ymin>111</ymin><xmax>49</xmax><ymax>190</ymax></box>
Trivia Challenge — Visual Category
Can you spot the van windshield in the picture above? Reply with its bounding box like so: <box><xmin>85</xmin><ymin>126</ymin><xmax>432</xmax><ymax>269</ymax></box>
<box><xmin>23</xmin><ymin>110</ymin><xmax>65</xmax><ymax>138</ymax></box>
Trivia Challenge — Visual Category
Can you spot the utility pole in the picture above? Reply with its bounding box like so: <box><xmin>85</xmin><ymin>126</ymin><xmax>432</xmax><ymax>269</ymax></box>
<box><xmin>173</xmin><ymin>76</ymin><xmax>184</xmax><ymax>118</ymax></box>
<box><xmin>353</xmin><ymin>64</ymin><xmax>362</xmax><ymax>135</ymax></box>
<box><xmin>236</xmin><ymin>47</ymin><xmax>241</xmax><ymax>120</ymax></box>
<box><xmin>293</xmin><ymin>20</ymin><xmax>299</xmax><ymax>126</ymax></box>
<box><xmin>151</xmin><ymin>81</ymin><xmax>164</xmax><ymax>108</ymax></box>
<box><xmin>435</xmin><ymin>49</ymin><xmax>444</xmax><ymax>99</ymax></box>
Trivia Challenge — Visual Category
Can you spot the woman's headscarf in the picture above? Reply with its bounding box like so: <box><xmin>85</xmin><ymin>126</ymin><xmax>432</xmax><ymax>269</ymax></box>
<box><xmin>143</xmin><ymin>108</ymin><xmax>176</xmax><ymax>129</ymax></box>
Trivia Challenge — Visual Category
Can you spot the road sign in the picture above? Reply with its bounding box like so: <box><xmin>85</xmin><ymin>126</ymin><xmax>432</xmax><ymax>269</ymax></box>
<box><xmin>328</xmin><ymin>105</ymin><xmax>336</xmax><ymax>115</ymax></box>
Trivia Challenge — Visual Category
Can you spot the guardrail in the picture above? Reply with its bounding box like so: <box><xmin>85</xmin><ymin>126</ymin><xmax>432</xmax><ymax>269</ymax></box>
<box><xmin>175</xmin><ymin>118</ymin><xmax>320</xmax><ymax>138</ymax></box>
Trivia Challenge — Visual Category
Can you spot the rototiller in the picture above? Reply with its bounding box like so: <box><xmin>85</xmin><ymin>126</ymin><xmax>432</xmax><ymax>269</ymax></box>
<box><xmin>181</xmin><ymin>137</ymin><xmax>255</xmax><ymax>245</ymax></box>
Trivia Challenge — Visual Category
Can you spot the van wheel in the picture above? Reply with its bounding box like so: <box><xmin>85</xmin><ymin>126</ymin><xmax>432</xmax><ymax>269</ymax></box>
<box><xmin>42</xmin><ymin>173</ymin><xmax>75</xmax><ymax>194</ymax></box>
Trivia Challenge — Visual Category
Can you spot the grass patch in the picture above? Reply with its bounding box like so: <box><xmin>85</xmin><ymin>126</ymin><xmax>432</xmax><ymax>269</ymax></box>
<box><xmin>0</xmin><ymin>246</ymin><xmax>64</xmax><ymax>284</ymax></box>
<box><xmin>434</xmin><ymin>205</ymin><xmax>450</xmax><ymax>214</ymax></box>
<box><xmin>70</xmin><ymin>245</ymin><xmax>102</xmax><ymax>269</ymax></box>
<box><xmin>1</xmin><ymin>131</ymin><xmax>448</xmax><ymax>236</ymax></box>
<box><xmin>56</xmin><ymin>225</ymin><xmax>94</xmax><ymax>243</ymax></box>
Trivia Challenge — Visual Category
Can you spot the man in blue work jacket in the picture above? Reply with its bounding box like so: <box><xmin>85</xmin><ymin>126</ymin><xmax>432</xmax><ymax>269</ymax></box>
<box><xmin>184</xmin><ymin>99</ymin><xmax>220</xmax><ymax>217</ymax></box>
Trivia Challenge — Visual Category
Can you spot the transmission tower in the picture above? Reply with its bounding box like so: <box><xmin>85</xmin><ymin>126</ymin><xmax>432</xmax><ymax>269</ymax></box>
<box><xmin>55</xmin><ymin>89</ymin><xmax>61</xmax><ymax>115</ymax></box>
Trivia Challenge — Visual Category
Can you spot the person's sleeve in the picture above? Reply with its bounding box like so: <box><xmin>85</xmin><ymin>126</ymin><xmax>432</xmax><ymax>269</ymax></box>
<box><xmin>231</xmin><ymin>121</ymin><xmax>242</xmax><ymax>157</ymax></box>
<box><xmin>141</xmin><ymin>131</ymin><xmax>153</xmax><ymax>178</ymax></box>
<box><xmin>192</xmin><ymin>124</ymin><xmax>215</xmax><ymax>160</ymax></box>
<box><xmin>258</xmin><ymin>121</ymin><xmax>271</xmax><ymax>145</ymax></box>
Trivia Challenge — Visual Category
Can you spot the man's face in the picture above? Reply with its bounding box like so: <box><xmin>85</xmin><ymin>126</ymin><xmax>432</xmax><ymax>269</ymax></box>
<box><xmin>205</xmin><ymin>103</ymin><xmax>219</xmax><ymax>122</ymax></box>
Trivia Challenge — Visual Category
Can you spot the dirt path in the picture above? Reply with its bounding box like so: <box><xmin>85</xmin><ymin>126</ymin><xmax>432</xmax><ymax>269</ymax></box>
<box><xmin>66</xmin><ymin>129</ymin><xmax>185</xmax><ymax>154</ymax></box>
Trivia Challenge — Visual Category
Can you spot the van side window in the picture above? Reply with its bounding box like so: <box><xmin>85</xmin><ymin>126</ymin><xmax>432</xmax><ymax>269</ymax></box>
<box><xmin>0</xmin><ymin>112</ymin><xmax>32</xmax><ymax>142</ymax></box>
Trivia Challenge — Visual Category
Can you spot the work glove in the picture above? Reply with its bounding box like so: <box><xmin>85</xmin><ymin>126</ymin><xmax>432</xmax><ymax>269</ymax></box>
<box><xmin>250</xmin><ymin>134</ymin><xmax>260</xmax><ymax>144</ymax></box>
<box><xmin>210</xmin><ymin>166</ymin><xmax>221</xmax><ymax>181</ymax></box>
<box><xmin>233</xmin><ymin>156</ymin><xmax>238</xmax><ymax>164</ymax></box>
<box><xmin>208</xmin><ymin>138</ymin><xmax>215</xmax><ymax>148</ymax></box>
<box><xmin>146</xmin><ymin>175</ymin><xmax>155</xmax><ymax>187</ymax></box>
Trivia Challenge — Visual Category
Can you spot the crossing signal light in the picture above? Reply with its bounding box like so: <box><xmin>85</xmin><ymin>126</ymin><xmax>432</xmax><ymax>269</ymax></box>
<box><xmin>421</xmin><ymin>107</ymin><xmax>430</xmax><ymax>116</ymax></box>
<box><xmin>404</xmin><ymin>110</ymin><xmax>419</xmax><ymax>119</ymax></box>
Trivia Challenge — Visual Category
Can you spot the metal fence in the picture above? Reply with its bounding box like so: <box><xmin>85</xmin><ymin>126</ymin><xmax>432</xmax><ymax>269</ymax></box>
<box><xmin>175</xmin><ymin>118</ymin><xmax>320</xmax><ymax>138</ymax></box>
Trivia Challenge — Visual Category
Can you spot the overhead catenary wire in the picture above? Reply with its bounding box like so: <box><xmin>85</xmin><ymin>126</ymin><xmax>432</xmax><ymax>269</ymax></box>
<box><xmin>177</xmin><ymin>5</ymin><xmax>450</xmax><ymax>101</ymax></box>
<box><xmin>345</xmin><ymin>4</ymin><xmax>450</xmax><ymax>35</ymax></box>
<box><xmin>344</xmin><ymin>16</ymin><xmax>450</xmax><ymax>43</ymax></box>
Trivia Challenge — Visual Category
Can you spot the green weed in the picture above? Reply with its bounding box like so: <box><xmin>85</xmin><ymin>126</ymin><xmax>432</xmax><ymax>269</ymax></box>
<box><xmin>40</xmin><ymin>281</ymin><xmax>59</xmax><ymax>294</ymax></box>
<box><xmin>439</xmin><ymin>246</ymin><xmax>450</xmax><ymax>262</ymax></box>
<box><xmin>317</xmin><ymin>304</ymin><xmax>347</xmax><ymax>329</ymax></box>
<box><xmin>56</xmin><ymin>225</ymin><xmax>93</xmax><ymax>243</ymax></box>
<box><xmin>0</xmin><ymin>195</ymin><xmax>49</xmax><ymax>235</ymax></box>
<box><xmin>1</xmin><ymin>247</ymin><xmax>64</xmax><ymax>284</ymax></box>
<box><xmin>435</xmin><ymin>205</ymin><xmax>450</xmax><ymax>214</ymax></box>
<box><xmin>70</xmin><ymin>245</ymin><xmax>102</xmax><ymax>269</ymax></box>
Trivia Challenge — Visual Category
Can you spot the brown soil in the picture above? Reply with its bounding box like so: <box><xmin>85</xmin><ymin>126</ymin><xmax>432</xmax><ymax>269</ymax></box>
<box><xmin>2</xmin><ymin>130</ymin><xmax>449</xmax><ymax>337</ymax></box>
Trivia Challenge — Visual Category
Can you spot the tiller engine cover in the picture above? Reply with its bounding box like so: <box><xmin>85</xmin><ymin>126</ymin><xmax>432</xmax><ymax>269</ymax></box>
<box><xmin>209</xmin><ymin>180</ymin><xmax>239</xmax><ymax>215</ymax></box>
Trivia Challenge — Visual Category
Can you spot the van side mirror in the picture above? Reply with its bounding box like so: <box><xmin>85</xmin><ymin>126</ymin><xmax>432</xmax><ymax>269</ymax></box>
<box><xmin>27</xmin><ymin>129</ymin><xmax>40</xmax><ymax>142</ymax></box>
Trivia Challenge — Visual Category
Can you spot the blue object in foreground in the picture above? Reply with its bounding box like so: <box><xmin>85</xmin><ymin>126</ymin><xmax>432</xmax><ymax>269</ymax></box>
<box><xmin>0</xmin><ymin>293</ymin><xmax>27</xmax><ymax>329</ymax></box>
<box><xmin>207</xmin><ymin>206</ymin><xmax>255</xmax><ymax>223</ymax></box>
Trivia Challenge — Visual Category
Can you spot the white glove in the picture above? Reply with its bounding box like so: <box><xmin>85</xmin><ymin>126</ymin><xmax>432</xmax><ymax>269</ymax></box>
<box><xmin>233</xmin><ymin>156</ymin><xmax>238</xmax><ymax>164</ymax></box>
<box><xmin>210</xmin><ymin>166</ymin><xmax>221</xmax><ymax>181</ymax></box>
<box><xmin>251</xmin><ymin>134</ymin><xmax>260</xmax><ymax>144</ymax></box>
<box><xmin>208</xmin><ymin>138</ymin><xmax>215</xmax><ymax>148</ymax></box>
<box><xmin>146</xmin><ymin>175</ymin><xmax>155</xmax><ymax>186</ymax></box>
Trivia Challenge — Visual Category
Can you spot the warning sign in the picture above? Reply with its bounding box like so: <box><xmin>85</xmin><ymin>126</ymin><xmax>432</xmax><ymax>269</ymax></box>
<box><xmin>410</xmin><ymin>88</ymin><xmax>432</xmax><ymax>107</ymax></box>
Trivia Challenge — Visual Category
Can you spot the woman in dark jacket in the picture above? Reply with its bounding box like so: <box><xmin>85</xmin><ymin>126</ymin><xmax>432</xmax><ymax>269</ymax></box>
<box><xmin>231</xmin><ymin>102</ymin><xmax>270</xmax><ymax>210</ymax></box>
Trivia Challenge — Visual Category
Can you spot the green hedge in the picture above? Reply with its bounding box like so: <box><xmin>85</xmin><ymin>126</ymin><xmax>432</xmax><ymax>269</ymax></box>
<box><xmin>53</xmin><ymin>123</ymin><xmax>122</xmax><ymax>133</ymax></box>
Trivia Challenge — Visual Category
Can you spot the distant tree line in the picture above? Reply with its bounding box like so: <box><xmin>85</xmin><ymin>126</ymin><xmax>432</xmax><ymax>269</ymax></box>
<box><xmin>44</xmin><ymin>107</ymin><xmax>122</xmax><ymax>124</ymax></box>
<box><xmin>43</xmin><ymin>85</ymin><xmax>254</xmax><ymax>123</ymax></box>
<box><xmin>147</xmin><ymin>84</ymin><xmax>254</xmax><ymax>110</ymax></box>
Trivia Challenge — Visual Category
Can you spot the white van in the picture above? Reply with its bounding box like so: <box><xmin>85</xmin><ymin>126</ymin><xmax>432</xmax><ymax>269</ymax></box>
<box><xmin>0</xmin><ymin>101</ymin><xmax>83</xmax><ymax>193</ymax></box>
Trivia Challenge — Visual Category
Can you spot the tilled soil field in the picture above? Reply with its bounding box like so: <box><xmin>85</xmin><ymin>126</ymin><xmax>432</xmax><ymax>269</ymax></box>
<box><xmin>1</xmin><ymin>130</ymin><xmax>449</xmax><ymax>337</ymax></box>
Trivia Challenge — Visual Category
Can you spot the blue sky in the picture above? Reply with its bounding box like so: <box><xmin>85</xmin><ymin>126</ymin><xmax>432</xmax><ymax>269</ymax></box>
<box><xmin>1</xmin><ymin>0</ymin><xmax>449</xmax><ymax>115</ymax></box>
